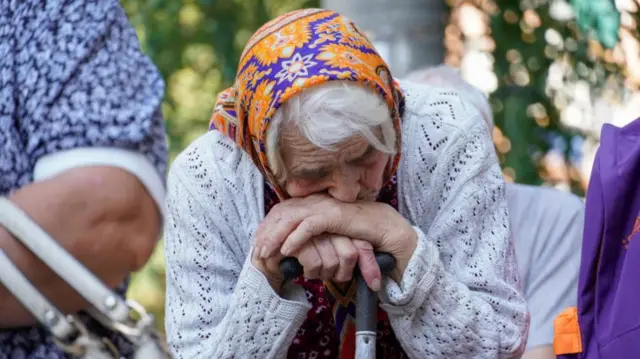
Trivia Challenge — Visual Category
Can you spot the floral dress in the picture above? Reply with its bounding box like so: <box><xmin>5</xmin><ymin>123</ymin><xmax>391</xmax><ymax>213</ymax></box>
<box><xmin>0</xmin><ymin>1</ymin><xmax>167</xmax><ymax>357</ymax></box>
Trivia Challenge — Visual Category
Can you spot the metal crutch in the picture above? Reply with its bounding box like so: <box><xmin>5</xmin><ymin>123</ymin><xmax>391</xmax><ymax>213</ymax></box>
<box><xmin>280</xmin><ymin>252</ymin><xmax>396</xmax><ymax>359</ymax></box>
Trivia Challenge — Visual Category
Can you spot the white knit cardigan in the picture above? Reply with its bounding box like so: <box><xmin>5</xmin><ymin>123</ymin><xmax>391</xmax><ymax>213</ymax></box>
<box><xmin>163</xmin><ymin>81</ymin><xmax>529</xmax><ymax>358</ymax></box>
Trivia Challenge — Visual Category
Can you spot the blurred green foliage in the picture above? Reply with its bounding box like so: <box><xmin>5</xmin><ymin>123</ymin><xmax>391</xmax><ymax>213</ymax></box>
<box><xmin>489</xmin><ymin>0</ymin><xmax>626</xmax><ymax>194</ymax></box>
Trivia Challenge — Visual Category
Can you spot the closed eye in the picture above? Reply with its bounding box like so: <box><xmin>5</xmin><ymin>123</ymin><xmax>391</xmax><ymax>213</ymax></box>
<box><xmin>348</xmin><ymin>145</ymin><xmax>377</xmax><ymax>165</ymax></box>
<box><xmin>292</xmin><ymin>166</ymin><xmax>331</xmax><ymax>181</ymax></box>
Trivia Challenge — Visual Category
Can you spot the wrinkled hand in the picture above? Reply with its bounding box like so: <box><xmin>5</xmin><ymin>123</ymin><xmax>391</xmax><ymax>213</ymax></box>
<box><xmin>254</xmin><ymin>194</ymin><xmax>418</xmax><ymax>286</ymax></box>
<box><xmin>252</xmin><ymin>234</ymin><xmax>373</xmax><ymax>291</ymax></box>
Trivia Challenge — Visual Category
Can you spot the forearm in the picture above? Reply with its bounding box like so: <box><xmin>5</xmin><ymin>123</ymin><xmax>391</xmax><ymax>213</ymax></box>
<box><xmin>215</xmin><ymin>262</ymin><xmax>310</xmax><ymax>358</ymax></box>
<box><xmin>0</xmin><ymin>166</ymin><xmax>160</xmax><ymax>328</ymax></box>
<box><xmin>163</xmin><ymin>165</ymin><xmax>310</xmax><ymax>358</ymax></box>
<box><xmin>166</xmin><ymin>253</ymin><xmax>310</xmax><ymax>358</ymax></box>
<box><xmin>380</xmin><ymin>228</ymin><xmax>528</xmax><ymax>358</ymax></box>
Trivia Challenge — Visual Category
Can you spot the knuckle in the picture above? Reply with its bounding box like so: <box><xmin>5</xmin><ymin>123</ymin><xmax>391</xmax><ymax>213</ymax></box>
<box><xmin>301</xmin><ymin>218</ymin><xmax>320</xmax><ymax>235</ymax></box>
<box><xmin>254</xmin><ymin>238</ymin><xmax>271</xmax><ymax>251</ymax></box>
<box><xmin>270</xmin><ymin>203</ymin><xmax>285</xmax><ymax>216</ymax></box>
<box><xmin>258</xmin><ymin>234</ymin><xmax>274</xmax><ymax>248</ymax></box>
<box><xmin>306</xmin><ymin>255</ymin><xmax>322</xmax><ymax>271</ymax></box>
<box><xmin>354</xmin><ymin>239</ymin><xmax>374</xmax><ymax>251</ymax></box>
<box><xmin>271</xmin><ymin>201</ymin><xmax>299</xmax><ymax>218</ymax></box>
<box><xmin>325</xmin><ymin>256</ymin><xmax>339</xmax><ymax>272</ymax></box>
<box><xmin>253</xmin><ymin>232</ymin><xmax>264</xmax><ymax>245</ymax></box>
<box><xmin>342</xmin><ymin>249</ymin><xmax>359</xmax><ymax>267</ymax></box>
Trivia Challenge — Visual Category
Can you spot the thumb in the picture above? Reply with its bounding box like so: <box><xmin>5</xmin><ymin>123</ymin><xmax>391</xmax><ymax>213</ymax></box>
<box><xmin>353</xmin><ymin>239</ymin><xmax>381</xmax><ymax>292</ymax></box>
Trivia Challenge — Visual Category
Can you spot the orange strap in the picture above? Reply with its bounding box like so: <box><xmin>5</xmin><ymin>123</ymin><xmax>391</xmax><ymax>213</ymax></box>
<box><xmin>553</xmin><ymin>306</ymin><xmax>583</xmax><ymax>355</ymax></box>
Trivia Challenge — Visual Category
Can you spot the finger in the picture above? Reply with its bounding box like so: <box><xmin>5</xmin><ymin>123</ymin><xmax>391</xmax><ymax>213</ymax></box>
<box><xmin>256</xmin><ymin>196</ymin><xmax>335</xmax><ymax>258</ymax></box>
<box><xmin>264</xmin><ymin>247</ymin><xmax>287</xmax><ymax>277</ymax></box>
<box><xmin>251</xmin><ymin>245</ymin><xmax>260</xmax><ymax>262</ymax></box>
<box><xmin>281</xmin><ymin>203</ymin><xmax>391</xmax><ymax>256</ymax></box>
<box><xmin>330</xmin><ymin>236</ymin><xmax>358</xmax><ymax>283</ymax></box>
<box><xmin>280</xmin><ymin>213</ymin><xmax>335</xmax><ymax>256</ymax></box>
<box><xmin>281</xmin><ymin>210</ymin><xmax>352</xmax><ymax>256</ymax></box>
<box><xmin>353</xmin><ymin>239</ymin><xmax>381</xmax><ymax>292</ymax></box>
<box><xmin>313</xmin><ymin>237</ymin><xmax>339</xmax><ymax>281</ymax></box>
<box><xmin>255</xmin><ymin>206</ymin><xmax>308</xmax><ymax>259</ymax></box>
<box><xmin>296</xmin><ymin>243</ymin><xmax>323</xmax><ymax>280</ymax></box>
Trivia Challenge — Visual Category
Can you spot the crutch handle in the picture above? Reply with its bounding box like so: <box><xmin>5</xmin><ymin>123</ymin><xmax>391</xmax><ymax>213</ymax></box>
<box><xmin>355</xmin><ymin>252</ymin><xmax>395</xmax><ymax>359</ymax></box>
<box><xmin>279</xmin><ymin>257</ymin><xmax>303</xmax><ymax>281</ymax></box>
<box><xmin>279</xmin><ymin>252</ymin><xmax>396</xmax><ymax>359</ymax></box>
<box><xmin>372</xmin><ymin>252</ymin><xmax>396</xmax><ymax>276</ymax></box>
<box><xmin>279</xmin><ymin>252</ymin><xmax>396</xmax><ymax>281</ymax></box>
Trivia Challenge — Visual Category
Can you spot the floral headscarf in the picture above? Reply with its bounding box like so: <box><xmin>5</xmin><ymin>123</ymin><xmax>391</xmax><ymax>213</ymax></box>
<box><xmin>209</xmin><ymin>8</ymin><xmax>405</xmax><ymax>199</ymax></box>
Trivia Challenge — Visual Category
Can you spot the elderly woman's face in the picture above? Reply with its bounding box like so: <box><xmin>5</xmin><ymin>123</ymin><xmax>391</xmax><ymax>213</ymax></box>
<box><xmin>280</xmin><ymin>125</ymin><xmax>389</xmax><ymax>203</ymax></box>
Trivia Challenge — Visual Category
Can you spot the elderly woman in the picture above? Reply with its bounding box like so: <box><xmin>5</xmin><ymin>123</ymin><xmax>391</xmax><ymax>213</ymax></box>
<box><xmin>164</xmin><ymin>9</ymin><xmax>528</xmax><ymax>358</ymax></box>
<box><xmin>405</xmin><ymin>65</ymin><xmax>584</xmax><ymax>359</ymax></box>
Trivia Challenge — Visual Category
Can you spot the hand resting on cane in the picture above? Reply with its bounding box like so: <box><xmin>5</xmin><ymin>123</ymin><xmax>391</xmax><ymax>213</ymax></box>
<box><xmin>252</xmin><ymin>233</ymin><xmax>377</xmax><ymax>292</ymax></box>
<box><xmin>252</xmin><ymin>194</ymin><xmax>418</xmax><ymax>291</ymax></box>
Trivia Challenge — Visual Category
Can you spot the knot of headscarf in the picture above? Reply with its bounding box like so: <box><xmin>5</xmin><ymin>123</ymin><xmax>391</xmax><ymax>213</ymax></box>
<box><xmin>209</xmin><ymin>8</ymin><xmax>405</xmax><ymax>199</ymax></box>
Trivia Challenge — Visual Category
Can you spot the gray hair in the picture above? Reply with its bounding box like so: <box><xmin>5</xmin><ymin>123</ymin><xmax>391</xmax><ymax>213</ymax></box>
<box><xmin>266</xmin><ymin>81</ymin><xmax>397</xmax><ymax>184</ymax></box>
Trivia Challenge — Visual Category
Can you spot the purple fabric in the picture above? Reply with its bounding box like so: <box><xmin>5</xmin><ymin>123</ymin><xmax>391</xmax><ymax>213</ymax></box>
<box><xmin>558</xmin><ymin>117</ymin><xmax>640</xmax><ymax>359</ymax></box>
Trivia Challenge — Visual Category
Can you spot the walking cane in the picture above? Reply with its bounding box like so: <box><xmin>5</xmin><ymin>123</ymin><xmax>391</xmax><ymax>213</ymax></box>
<box><xmin>280</xmin><ymin>252</ymin><xmax>396</xmax><ymax>359</ymax></box>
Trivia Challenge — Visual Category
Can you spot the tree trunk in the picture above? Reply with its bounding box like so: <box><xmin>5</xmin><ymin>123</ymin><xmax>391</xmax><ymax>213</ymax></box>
<box><xmin>320</xmin><ymin>0</ymin><xmax>447</xmax><ymax>77</ymax></box>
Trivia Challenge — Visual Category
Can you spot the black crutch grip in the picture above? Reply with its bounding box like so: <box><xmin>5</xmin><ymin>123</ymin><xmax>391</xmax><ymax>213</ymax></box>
<box><xmin>279</xmin><ymin>257</ymin><xmax>304</xmax><ymax>281</ymax></box>
<box><xmin>279</xmin><ymin>252</ymin><xmax>396</xmax><ymax>281</ymax></box>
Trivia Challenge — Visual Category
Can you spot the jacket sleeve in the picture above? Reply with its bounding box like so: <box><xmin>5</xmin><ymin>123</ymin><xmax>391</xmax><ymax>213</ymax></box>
<box><xmin>381</xmin><ymin>86</ymin><xmax>529</xmax><ymax>358</ymax></box>
<box><xmin>164</xmin><ymin>134</ymin><xmax>311</xmax><ymax>359</ymax></box>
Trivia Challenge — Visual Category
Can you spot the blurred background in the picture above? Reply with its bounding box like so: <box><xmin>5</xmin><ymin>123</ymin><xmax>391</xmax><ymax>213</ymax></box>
<box><xmin>120</xmin><ymin>0</ymin><xmax>640</xmax><ymax>331</ymax></box>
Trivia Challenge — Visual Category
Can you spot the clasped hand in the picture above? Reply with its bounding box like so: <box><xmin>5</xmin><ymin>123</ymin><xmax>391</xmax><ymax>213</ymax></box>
<box><xmin>251</xmin><ymin>194</ymin><xmax>417</xmax><ymax>292</ymax></box>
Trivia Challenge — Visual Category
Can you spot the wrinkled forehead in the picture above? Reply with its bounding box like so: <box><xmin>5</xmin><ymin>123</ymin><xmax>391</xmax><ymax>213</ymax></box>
<box><xmin>281</xmin><ymin>126</ymin><xmax>373</xmax><ymax>176</ymax></box>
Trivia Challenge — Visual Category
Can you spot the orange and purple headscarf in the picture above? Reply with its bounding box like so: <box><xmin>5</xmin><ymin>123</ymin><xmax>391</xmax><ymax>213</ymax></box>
<box><xmin>209</xmin><ymin>8</ymin><xmax>405</xmax><ymax>199</ymax></box>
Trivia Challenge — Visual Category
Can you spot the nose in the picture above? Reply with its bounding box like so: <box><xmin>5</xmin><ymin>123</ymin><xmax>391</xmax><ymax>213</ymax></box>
<box><xmin>328</xmin><ymin>167</ymin><xmax>360</xmax><ymax>203</ymax></box>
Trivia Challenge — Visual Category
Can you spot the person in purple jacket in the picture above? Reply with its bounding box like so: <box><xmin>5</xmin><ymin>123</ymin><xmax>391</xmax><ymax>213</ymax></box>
<box><xmin>554</xmin><ymin>117</ymin><xmax>640</xmax><ymax>358</ymax></box>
